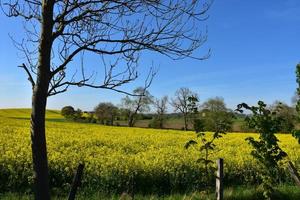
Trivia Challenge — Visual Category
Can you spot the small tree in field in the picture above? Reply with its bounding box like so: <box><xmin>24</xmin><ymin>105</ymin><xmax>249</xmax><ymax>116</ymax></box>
<box><xmin>236</xmin><ymin>101</ymin><xmax>287</xmax><ymax>199</ymax></box>
<box><xmin>1</xmin><ymin>0</ymin><xmax>211</xmax><ymax>198</ymax></box>
<box><xmin>185</xmin><ymin>95</ymin><xmax>226</xmax><ymax>192</ymax></box>
<box><xmin>61</xmin><ymin>106</ymin><xmax>75</xmax><ymax>119</ymax></box>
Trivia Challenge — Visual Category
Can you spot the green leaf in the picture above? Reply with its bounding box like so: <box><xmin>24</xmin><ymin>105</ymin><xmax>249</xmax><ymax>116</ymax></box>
<box><xmin>292</xmin><ymin>129</ymin><xmax>300</xmax><ymax>144</ymax></box>
<box><xmin>185</xmin><ymin>140</ymin><xmax>197</xmax><ymax>149</ymax></box>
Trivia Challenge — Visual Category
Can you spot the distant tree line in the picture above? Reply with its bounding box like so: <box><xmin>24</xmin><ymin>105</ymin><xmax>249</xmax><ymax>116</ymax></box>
<box><xmin>61</xmin><ymin>87</ymin><xmax>297</xmax><ymax>133</ymax></box>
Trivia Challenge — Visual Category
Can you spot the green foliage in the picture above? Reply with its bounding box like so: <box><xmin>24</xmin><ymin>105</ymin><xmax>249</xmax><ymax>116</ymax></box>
<box><xmin>61</xmin><ymin>106</ymin><xmax>84</xmax><ymax>121</ymax></box>
<box><xmin>86</xmin><ymin>113</ymin><xmax>97</xmax><ymax>123</ymax></box>
<box><xmin>270</xmin><ymin>101</ymin><xmax>296</xmax><ymax>133</ymax></box>
<box><xmin>188</xmin><ymin>95</ymin><xmax>199</xmax><ymax>117</ymax></box>
<box><xmin>94</xmin><ymin>102</ymin><xmax>118</xmax><ymax>125</ymax></box>
<box><xmin>185</xmin><ymin>96</ymin><xmax>226</xmax><ymax>191</ymax></box>
<box><xmin>292</xmin><ymin>130</ymin><xmax>300</xmax><ymax>144</ymax></box>
<box><xmin>185</xmin><ymin>122</ymin><xmax>226</xmax><ymax>191</ymax></box>
<box><xmin>200</xmin><ymin>97</ymin><xmax>234</xmax><ymax>132</ymax></box>
<box><xmin>73</xmin><ymin>109</ymin><xmax>83</xmax><ymax>121</ymax></box>
<box><xmin>3</xmin><ymin>185</ymin><xmax>300</xmax><ymax>200</ymax></box>
<box><xmin>61</xmin><ymin>106</ymin><xmax>75</xmax><ymax>119</ymax></box>
<box><xmin>295</xmin><ymin>64</ymin><xmax>300</xmax><ymax>116</ymax></box>
<box><xmin>236</xmin><ymin>101</ymin><xmax>287</xmax><ymax>199</ymax></box>
<box><xmin>293</xmin><ymin>64</ymin><xmax>300</xmax><ymax>143</ymax></box>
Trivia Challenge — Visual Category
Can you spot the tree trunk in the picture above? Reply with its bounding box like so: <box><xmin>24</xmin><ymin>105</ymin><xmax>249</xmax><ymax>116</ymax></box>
<box><xmin>31</xmin><ymin>82</ymin><xmax>51</xmax><ymax>200</ymax></box>
<box><xmin>111</xmin><ymin>115</ymin><xmax>114</xmax><ymax>126</ymax></box>
<box><xmin>128</xmin><ymin>115</ymin><xmax>134</xmax><ymax>127</ymax></box>
<box><xmin>31</xmin><ymin>1</ymin><xmax>54</xmax><ymax>199</ymax></box>
<box><xmin>159</xmin><ymin>115</ymin><xmax>163</xmax><ymax>129</ymax></box>
<box><xmin>183</xmin><ymin>113</ymin><xmax>188</xmax><ymax>131</ymax></box>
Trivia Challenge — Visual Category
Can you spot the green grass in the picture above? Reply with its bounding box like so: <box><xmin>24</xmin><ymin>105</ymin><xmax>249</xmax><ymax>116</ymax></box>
<box><xmin>0</xmin><ymin>108</ymin><xmax>246</xmax><ymax>131</ymax></box>
<box><xmin>0</xmin><ymin>108</ymin><xmax>62</xmax><ymax>118</ymax></box>
<box><xmin>1</xmin><ymin>185</ymin><xmax>300</xmax><ymax>200</ymax></box>
<box><xmin>0</xmin><ymin>108</ymin><xmax>64</xmax><ymax>122</ymax></box>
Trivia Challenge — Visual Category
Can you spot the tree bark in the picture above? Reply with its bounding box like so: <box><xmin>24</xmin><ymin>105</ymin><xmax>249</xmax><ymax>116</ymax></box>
<box><xmin>31</xmin><ymin>1</ymin><xmax>54</xmax><ymax>199</ymax></box>
<box><xmin>128</xmin><ymin>114</ymin><xmax>135</xmax><ymax>127</ymax></box>
<box><xmin>183</xmin><ymin>113</ymin><xmax>188</xmax><ymax>131</ymax></box>
<box><xmin>31</xmin><ymin>81</ymin><xmax>51</xmax><ymax>200</ymax></box>
<box><xmin>111</xmin><ymin>115</ymin><xmax>114</xmax><ymax>126</ymax></box>
<box><xmin>159</xmin><ymin>116</ymin><xmax>163</xmax><ymax>129</ymax></box>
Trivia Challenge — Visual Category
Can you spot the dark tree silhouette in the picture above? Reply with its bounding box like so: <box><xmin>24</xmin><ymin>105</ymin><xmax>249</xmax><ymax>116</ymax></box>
<box><xmin>1</xmin><ymin>0</ymin><xmax>211</xmax><ymax>199</ymax></box>
<box><xmin>61</xmin><ymin>105</ymin><xmax>75</xmax><ymax>119</ymax></box>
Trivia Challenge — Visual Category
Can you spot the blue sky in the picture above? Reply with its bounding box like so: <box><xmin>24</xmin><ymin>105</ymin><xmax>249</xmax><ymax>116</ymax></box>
<box><xmin>0</xmin><ymin>0</ymin><xmax>300</xmax><ymax>111</ymax></box>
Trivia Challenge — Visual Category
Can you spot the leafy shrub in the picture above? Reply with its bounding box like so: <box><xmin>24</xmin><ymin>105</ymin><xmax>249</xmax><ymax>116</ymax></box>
<box><xmin>61</xmin><ymin>106</ymin><xmax>75</xmax><ymax>119</ymax></box>
<box><xmin>236</xmin><ymin>101</ymin><xmax>287</xmax><ymax>199</ymax></box>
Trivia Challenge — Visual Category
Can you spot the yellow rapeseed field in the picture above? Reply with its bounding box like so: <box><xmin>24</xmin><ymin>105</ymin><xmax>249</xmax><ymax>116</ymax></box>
<box><xmin>0</xmin><ymin>109</ymin><xmax>299</xmax><ymax>193</ymax></box>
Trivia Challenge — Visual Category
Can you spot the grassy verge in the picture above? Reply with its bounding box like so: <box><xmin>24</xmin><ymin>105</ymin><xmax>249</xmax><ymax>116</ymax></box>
<box><xmin>1</xmin><ymin>185</ymin><xmax>299</xmax><ymax>200</ymax></box>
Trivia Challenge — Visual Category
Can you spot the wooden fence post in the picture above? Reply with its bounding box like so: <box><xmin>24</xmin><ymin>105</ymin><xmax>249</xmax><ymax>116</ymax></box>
<box><xmin>68</xmin><ymin>163</ymin><xmax>85</xmax><ymax>200</ymax></box>
<box><xmin>216</xmin><ymin>158</ymin><xmax>223</xmax><ymax>200</ymax></box>
<box><xmin>287</xmin><ymin>161</ymin><xmax>300</xmax><ymax>188</ymax></box>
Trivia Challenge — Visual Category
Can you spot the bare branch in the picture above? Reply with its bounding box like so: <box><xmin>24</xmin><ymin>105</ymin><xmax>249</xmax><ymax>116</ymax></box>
<box><xmin>18</xmin><ymin>63</ymin><xmax>35</xmax><ymax>89</ymax></box>
<box><xmin>3</xmin><ymin>0</ymin><xmax>211</xmax><ymax>97</ymax></box>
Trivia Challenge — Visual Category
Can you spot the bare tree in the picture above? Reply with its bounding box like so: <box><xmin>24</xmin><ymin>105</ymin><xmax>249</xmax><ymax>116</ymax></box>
<box><xmin>121</xmin><ymin>86</ymin><xmax>153</xmax><ymax>127</ymax></box>
<box><xmin>1</xmin><ymin>0</ymin><xmax>211</xmax><ymax>199</ymax></box>
<box><xmin>153</xmin><ymin>96</ymin><xmax>168</xmax><ymax>128</ymax></box>
<box><xmin>171</xmin><ymin>87</ymin><xmax>198</xmax><ymax>130</ymax></box>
